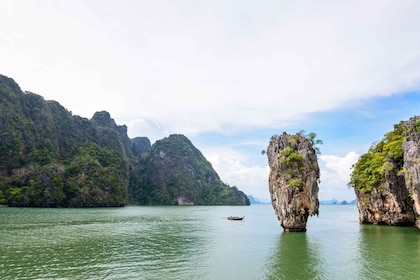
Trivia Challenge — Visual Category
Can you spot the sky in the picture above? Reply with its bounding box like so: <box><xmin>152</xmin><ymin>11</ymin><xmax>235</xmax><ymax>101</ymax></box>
<box><xmin>2</xmin><ymin>0</ymin><xmax>420</xmax><ymax>203</ymax></box>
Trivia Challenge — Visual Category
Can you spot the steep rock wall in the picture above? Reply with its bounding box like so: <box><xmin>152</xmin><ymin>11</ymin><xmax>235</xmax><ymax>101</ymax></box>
<box><xmin>267</xmin><ymin>132</ymin><xmax>319</xmax><ymax>231</ymax></box>
<box><xmin>352</xmin><ymin>117</ymin><xmax>419</xmax><ymax>228</ymax></box>
<box><xmin>354</xmin><ymin>158</ymin><xmax>415</xmax><ymax>225</ymax></box>
<box><xmin>403</xmin><ymin>116</ymin><xmax>420</xmax><ymax>228</ymax></box>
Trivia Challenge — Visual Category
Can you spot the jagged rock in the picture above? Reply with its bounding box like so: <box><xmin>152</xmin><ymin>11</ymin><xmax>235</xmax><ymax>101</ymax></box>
<box><xmin>91</xmin><ymin>110</ymin><xmax>128</xmax><ymax>135</ymax></box>
<box><xmin>130</xmin><ymin>137</ymin><xmax>151</xmax><ymax>156</ymax></box>
<box><xmin>129</xmin><ymin>134</ymin><xmax>250</xmax><ymax>205</ymax></box>
<box><xmin>403</xmin><ymin>116</ymin><xmax>420</xmax><ymax>228</ymax></box>
<box><xmin>351</xmin><ymin>118</ymin><xmax>419</xmax><ymax>227</ymax></box>
<box><xmin>354</xmin><ymin>157</ymin><xmax>415</xmax><ymax>225</ymax></box>
<box><xmin>91</xmin><ymin>110</ymin><xmax>132</xmax><ymax>157</ymax></box>
<box><xmin>267</xmin><ymin>132</ymin><xmax>320</xmax><ymax>232</ymax></box>
<box><xmin>0</xmin><ymin>74</ymin><xmax>250</xmax><ymax>207</ymax></box>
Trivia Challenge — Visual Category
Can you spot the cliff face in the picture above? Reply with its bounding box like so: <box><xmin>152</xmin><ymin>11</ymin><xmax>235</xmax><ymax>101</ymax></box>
<box><xmin>351</xmin><ymin>118</ymin><xmax>419</xmax><ymax>227</ymax></box>
<box><xmin>129</xmin><ymin>134</ymin><xmax>250</xmax><ymax>206</ymax></box>
<box><xmin>403</xmin><ymin>116</ymin><xmax>420</xmax><ymax>228</ymax></box>
<box><xmin>130</xmin><ymin>137</ymin><xmax>151</xmax><ymax>156</ymax></box>
<box><xmin>0</xmin><ymin>75</ymin><xmax>132</xmax><ymax>207</ymax></box>
<box><xmin>0</xmin><ymin>74</ymin><xmax>249</xmax><ymax>207</ymax></box>
<box><xmin>267</xmin><ymin>132</ymin><xmax>320</xmax><ymax>231</ymax></box>
<box><xmin>353</xmin><ymin>158</ymin><xmax>415</xmax><ymax>225</ymax></box>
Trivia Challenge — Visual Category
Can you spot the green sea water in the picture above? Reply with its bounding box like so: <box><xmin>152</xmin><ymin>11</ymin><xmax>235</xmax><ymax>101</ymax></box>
<box><xmin>1</xmin><ymin>205</ymin><xmax>419</xmax><ymax>280</ymax></box>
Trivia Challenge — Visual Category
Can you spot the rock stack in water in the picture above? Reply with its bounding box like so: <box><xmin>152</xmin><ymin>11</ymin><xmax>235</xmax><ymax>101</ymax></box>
<box><xmin>267</xmin><ymin>132</ymin><xmax>320</xmax><ymax>232</ymax></box>
<box><xmin>353</xmin><ymin>157</ymin><xmax>415</xmax><ymax>226</ymax></box>
<box><xmin>351</xmin><ymin>116</ymin><xmax>420</xmax><ymax>228</ymax></box>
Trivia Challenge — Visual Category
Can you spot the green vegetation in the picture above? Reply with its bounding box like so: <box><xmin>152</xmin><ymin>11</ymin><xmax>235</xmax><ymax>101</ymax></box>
<box><xmin>129</xmin><ymin>134</ymin><xmax>250</xmax><ymax>205</ymax></box>
<box><xmin>273</xmin><ymin>133</ymin><xmax>320</xmax><ymax>189</ymax></box>
<box><xmin>64</xmin><ymin>142</ymin><xmax>128</xmax><ymax>207</ymax></box>
<box><xmin>0</xmin><ymin>75</ymin><xmax>133</xmax><ymax>207</ymax></box>
<box><xmin>0</xmin><ymin>74</ymin><xmax>249</xmax><ymax>207</ymax></box>
<box><xmin>287</xmin><ymin>178</ymin><xmax>303</xmax><ymax>189</ymax></box>
<box><xmin>280</xmin><ymin>146</ymin><xmax>304</xmax><ymax>169</ymax></box>
<box><xmin>406</xmin><ymin>118</ymin><xmax>420</xmax><ymax>133</ymax></box>
<box><xmin>298</xmin><ymin>130</ymin><xmax>323</xmax><ymax>154</ymax></box>
<box><xmin>349</xmin><ymin>123</ymin><xmax>405</xmax><ymax>193</ymax></box>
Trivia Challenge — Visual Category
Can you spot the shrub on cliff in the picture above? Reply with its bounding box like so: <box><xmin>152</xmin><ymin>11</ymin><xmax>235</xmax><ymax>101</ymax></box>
<box><xmin>349</xmin><ymin>123</ymin><xmax>404</xmax><ymax>192</ymax></box>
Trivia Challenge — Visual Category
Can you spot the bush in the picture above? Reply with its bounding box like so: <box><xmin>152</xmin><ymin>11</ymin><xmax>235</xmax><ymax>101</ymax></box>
<box><xmin>349</xmin><ymin>123</ymin><xmax>404</xmax><ymax>193</ymax></box>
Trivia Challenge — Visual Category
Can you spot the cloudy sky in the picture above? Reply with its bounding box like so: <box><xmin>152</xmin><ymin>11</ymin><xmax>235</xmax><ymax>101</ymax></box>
<box><xmin>2</xmin><ymin>0</ymin><xmax>420</xmax><ymax>202</ymax></box>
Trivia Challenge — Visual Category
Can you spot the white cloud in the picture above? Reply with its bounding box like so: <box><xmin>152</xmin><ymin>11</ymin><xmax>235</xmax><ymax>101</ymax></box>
<box><xmin>201</xmin><ymin>147</ymin><xmax>271</xmax><ymax>203</ymax></box>
<box><xmin>0</xmin><ymin>1</ymin><xmax>418</xmax><ymax>202</ymax></box>
<box><xmin>125</xmin><ymin>118</ymin><xmax>167</xmax><ymax>145</ymax></box>
<box><xmin>319</xmin><ymin>152</ymin><xmax>360</xmax><ymax>201</ymax></box>
<box><xmin>200</xmin><ymin>148</ymin><xmax>361</xmax><ymax>203</ymax></box>
<box><xmin>1</xmin><ymin>0</ymin><xmax>420</xmax><ymax>138</ymax></box>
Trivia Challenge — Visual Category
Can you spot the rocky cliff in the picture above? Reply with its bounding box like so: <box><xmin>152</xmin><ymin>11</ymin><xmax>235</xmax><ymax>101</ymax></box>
<box><xmin>267</xmin><ymin>132</ymin><xmax>320</xmax><ymax>231</ymax></box>
<box><xmin>353</xmin><ymin>158</ymin><xmax>415</xmax><ymax>225</ymax></box>
<box><xmin>129</xmin><ymin>134</ymin><xmax>250</xmax><ymax>205</ymax></box>
<box><xmin>0</xmin><ymin>74</ymin><xmax>249</xmax><ymax>207</ymax></box>
<box><xmin>350</xmin><ymin>119</ymin><xmax>420</xmax><ymax>227</ymax></box>
<box><xmin>0</xmin><ymin>75</ymin><xmax>132</xmax><ymax>207</ymax></box>
<box><xmin>403</xmin><ymin>116</ymin><xmax>420</xmax><ymax>228</ymax></box>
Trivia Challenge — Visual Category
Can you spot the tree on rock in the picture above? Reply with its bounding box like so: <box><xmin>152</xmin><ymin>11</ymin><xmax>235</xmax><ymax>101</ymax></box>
<box><xmin>266</xmin><ymin>132</ymin><xmax>320</xmax><ymax>232</ymax></box>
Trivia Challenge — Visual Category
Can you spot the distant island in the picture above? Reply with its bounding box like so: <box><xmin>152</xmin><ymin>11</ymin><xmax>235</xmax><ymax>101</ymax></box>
<box><xmin>247</xmin><ymin>196</ymin><xmax>356</xmax><ymax>205</ymax></box>
<box><xmin>0</xmin><ymin>74</ymin><xmax>249</xmax><ymax>207</ymax></box>
<box><xmin>319</xmin><ymin>199</ymin><xmax>357</xmax><ymax>205</ymax></box>
<box><xmin>247</xmin><ymin>195</ymin><xmax>269</xmax><ymax>204</ymax></box>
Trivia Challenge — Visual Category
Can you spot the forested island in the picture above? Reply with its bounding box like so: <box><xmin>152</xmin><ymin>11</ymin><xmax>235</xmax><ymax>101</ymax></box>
<box><xmin>0</xmin><ymin>74</ymin><xmax>250</xmax><ymax>207</ymax></box>
<box><xmin>349</xmin><ymin>117</ymin><xmax>420</xmax><ymax>228</ymax></box>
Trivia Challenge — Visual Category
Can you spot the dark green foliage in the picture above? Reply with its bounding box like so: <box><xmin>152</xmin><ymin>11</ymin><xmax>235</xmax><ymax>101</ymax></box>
<box><xmin>349</xmin><ymin>123</ymin><xmax>405</xmax><ymax>193</ymax></box>
<box><xmin>276</xmin><ymin>133</ymin><xmax>314</xmax><ymax>189</ymax></box>
<box><xmin>64</xmin><ymin>143</ymin><xmax>128</xmax><ymax>207</ymax></box>
<box><xmin>0</xmin><ymin>74</ymin><xmax>249</xmax><ymax>207</ymax></box>
<box><xmin>131</xmin><ymin>137</ymin><xmax>151</xmax><ymax>156</ymax></box>
<box><xmin>0</xmin><ymin>75</ymin><xmax>130</xmax><ymax>207</ymax></box>
<box><xmin>129</xmin><ymin>134</ymin><xmax>250</xmax><ymax>205</ymax></box>
<box><xmin>280</xmin><ymin>146</ymin><xmax>304</xmax><ymax>169</ymax></box>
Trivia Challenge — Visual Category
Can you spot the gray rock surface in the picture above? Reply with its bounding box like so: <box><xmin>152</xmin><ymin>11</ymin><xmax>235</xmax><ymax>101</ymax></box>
<box><xmin>403</xmin><ymin>116</ymin><xmax>420</xmax><ymax>228</ymax></box>
<box><xmin>353</xmin><ymin>116</ymin><xmax>420</xmax><ymax>228</ymax></box>
<box><xmin>354</xmin><ymin>157</ymin><xmax>415</xmax><ymax>225</ymax></box>
<box><xmin>267</xmin><ymin>132</ymin><xmax>319</xmax><ymax>231</ymax></box>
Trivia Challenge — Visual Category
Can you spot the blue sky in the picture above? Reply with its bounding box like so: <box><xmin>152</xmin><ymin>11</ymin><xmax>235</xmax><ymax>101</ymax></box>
<box><xmin>190</xmin><ymin>92</ymin><xmax>420</xmax><ymax>202</ymax></box>
<box><xmin>1</xmin><ymin>0</ymin><xmax>420</xmax><ymax>202</ymax></box>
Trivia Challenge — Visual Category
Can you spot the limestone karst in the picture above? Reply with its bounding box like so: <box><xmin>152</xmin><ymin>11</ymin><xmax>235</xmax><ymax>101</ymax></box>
<box><xmin>0</xmin><ymin>74</ymin><xmax>249</xmax><ymax>207</ymax></box>
<box><xmin>402</xmin><ymin>116</ymin><xmax>420</xmax><ymax>228</ymax></box>
<box><xmin>267</xmin><ymin>132</ymin><xmax>320</xmax><ymax>231</ymax></box>
<box><xmin>350</xmin><ymin>116</ymin><xmax>420</xmax><ymax>228</ymax></box>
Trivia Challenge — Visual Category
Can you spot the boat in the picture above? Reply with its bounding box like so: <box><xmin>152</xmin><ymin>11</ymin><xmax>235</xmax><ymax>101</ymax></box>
<box><xmin>227</xmin><ymin>216</ymin><xmax>244</xmax><ymax>220</ymax></box>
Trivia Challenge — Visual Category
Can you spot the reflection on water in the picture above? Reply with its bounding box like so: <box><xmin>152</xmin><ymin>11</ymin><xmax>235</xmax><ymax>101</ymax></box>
<box><xmin>263</xmin><ymin>209</ymin><xmax>420</xmax><ymax>280</ymax></box>
<box><xmin>0</xmin><ymin>207</ymin><xmax>208</xmax><ymax>280</ymax></box>
<box><xmin>265</xmin><ymin>232</ymin><xmax>326</xmax><ymax>280</ymax></box>
<box><xmin>357</xmin><ymin>225</ymin><xmax>420</xmax><ymax>279</ymax></box>
<box><xmin>1</xmin><ymin>205</ymin><xmax>420</xmax><ymax>280</ymax></box>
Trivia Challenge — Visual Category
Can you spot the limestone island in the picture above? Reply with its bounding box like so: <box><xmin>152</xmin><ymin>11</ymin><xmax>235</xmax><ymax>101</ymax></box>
<box><xmin>267</xmin><ymin>132</ymin><xmax>320</xmax><ymax>232</ymax></box>
<box><xmin>350</xmin><ymin>116</ymin><xmax>420</xmax><ymax>228</ymax></box>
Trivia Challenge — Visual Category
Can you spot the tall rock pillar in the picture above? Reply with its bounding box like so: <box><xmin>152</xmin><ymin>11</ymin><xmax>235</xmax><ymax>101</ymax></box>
<box><xmin>267</xmin><ymin>132</ymin><xmax>320</xmax><ymax>232</ymax></box>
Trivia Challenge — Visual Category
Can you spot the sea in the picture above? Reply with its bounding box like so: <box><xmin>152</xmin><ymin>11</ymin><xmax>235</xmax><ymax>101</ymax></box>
<box><xmin>1</xmin><ymin>204</ymin><xmax>419</xmax><ymax>280</ymax></box>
